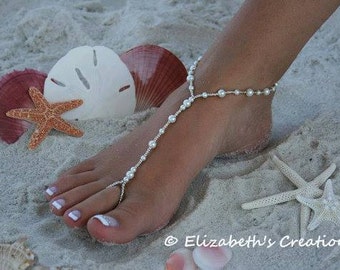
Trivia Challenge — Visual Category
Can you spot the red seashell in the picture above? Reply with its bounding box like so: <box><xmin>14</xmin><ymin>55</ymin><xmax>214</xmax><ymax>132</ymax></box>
<box><xmin>0</xmin><ymin>69</ymin><xmax>47</xmax><ymax>144</ymax></box>
<box><xmin>120</xmin><ymin>44</ymin><xmax>187</xmax><ymax>112</ymax></box>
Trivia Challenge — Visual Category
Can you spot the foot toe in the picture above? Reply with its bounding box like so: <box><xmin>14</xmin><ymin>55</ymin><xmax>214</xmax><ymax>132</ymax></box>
<box><xmin>87</xmin><ymin>195</ymin><xmax>162</xmax><ymax>244</ymax></box>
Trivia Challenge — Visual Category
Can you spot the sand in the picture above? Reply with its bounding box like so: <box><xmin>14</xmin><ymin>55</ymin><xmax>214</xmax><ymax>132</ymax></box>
<box><xmin>0</xmin><ymin>0</ymin><xmax>339</xmax><ymax>269</ymax></box>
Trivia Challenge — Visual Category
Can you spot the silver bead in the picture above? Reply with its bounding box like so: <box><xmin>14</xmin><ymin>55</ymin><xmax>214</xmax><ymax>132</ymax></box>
<box><xmin>186</xmin><ymin>75</ymin><xmax>194</xmax><ymax>81</ymax></box>
<box><xmin>123</xmin><ymin>176</ymin><xmax>129</xmax><ymax>182</ymax></box>
<box><xmin>198</xmin><ymin>56</ymin><xmax>203</xmax><ymax>61</ymax></box>
<box><xmin>183</xmin><ymin>99</ymin><xmax>191</xmax><ymax>108</ymax></box>
<box><xmin>234</xmin><ymin>89</ymin><xmax>240</xmax><ymax>95</ymax></box>
<box><xmin>218</xmin><ymin>89</ymin><xmax>226</xmax><ymax>98</ymax></box>
<box><xmin>140</xmin><ymin>155</ymin><xmax>146</xmax><ymax>161</ymax></box>
<box><xmin>168</xmin><ymin>115</ymin><xmax>176</xmax><ymax>123</ymax></box>
<box><xmin>190</xmin><ymin>65</ymin><xmax>196</xmax><ymax>71</ymax></box>
<box><xmin>256</xmin><ymin>90</ymin><xmax>262</xmax><ymax>96</ymax></box>
<box><xmin>180</xmin><ymin>104</ymin><xmax>186</xmax><ymax>111</ymax></box>
<box><xmin>159</xmin><ymin>128</ymin><xmax>165</xmax><ymax>134</ymax></box>
<box><xmin>130</xmin><ymin>167</ymin><xmax>136</xmax><ymax>173</ymax></box>
<box><xmin>246</xmin><ymin>89</ymin><xmax>254</xmax><ymax>97</ymax></box>
<box><xmin>148</xmin><ymin>140</ymin><xmax>157</xmax><ymax>149</ymax></box>
<box><xmin>189</xmin><ymin>96</ymin><xmax>194</xmax><ymax>102</ymax></box>
<box><xmin>194</xmin><ymin>60</ymin><xmax>198</xmax><ymax>66</ymax></box>
<box><xmin>202</xmin><ymin>92</ymin><xmax>208</xmax><ymax>98</ymax></box>
<box><xmin>263</xmin><ymin>88</ymin><xmax>271</xmax><ymax>96</ymax></box>
<box><xmin>189</xmin><ymin>85</ymin><xmax>194</xmax><ymax>91</ymax></box>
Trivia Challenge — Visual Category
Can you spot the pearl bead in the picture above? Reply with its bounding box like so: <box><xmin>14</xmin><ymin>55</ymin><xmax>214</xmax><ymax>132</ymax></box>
<box><xmin>263</xmin><ymin>88</ymin><xmax>271</xmax><ymax>96</ymax></box>
<box><xmin>198</xmin><ymin>56</ymin><xmax>203</xmax><ymax>61</ymax></box>
<box><xmin>246</xmin><ymin>89</ymin><xmax>254</xmax><ymax>97</ymax></box>
<box><xmin>123</xmin><ymin>176</ymin><xmax>129</xmax><ymax>182</ymax></box>
<box><xmin>130</xmin><ymin>167</ymin><xmax>136</xmax><ymax>173</ymax></box>
<box><xmin>189</xmin><ymin>85</ymin><xmax>194</xmax><ymax>91</ymax></box>
<box><xmin>159</xmin><ymin>128</ymin><xmax>165</xmax><ymax>134</ymax></box>
<box><xmin>234</xmin><ymin>89</ymin><xmax>240</xmax><ymax>95</ymax></box>
<box><xmin>218</xmin><ymin>89</ymin><xmax>226</xmax><ymax>98</ymax></box>
<box><xmin>168</xmin><ymin>115</ymin><xmax>176</xmax><ymax>123</ymax></box>
<box><xmin>202</xmin><ymin>92</ymin><xmax>208</xmax><ymax>98</ymax></box>
<box><xmin>180</xmin><ymin>104</ymin><xmax>186</xmax><ymax>111</ymax></box>
<box><xmin>148</xmin><ymin>140</ymin><xmax>157</xmax><ymax>149</ymax></box>
<box><xmin>126</xmin><ymin>172</ymin><xmax>134</xmax><ymax>179</ymax></box>
<box><xmin>140</xmin><ymin>155</ymin><xmax>146</xmax><ymax>161</ymax></box>
<box><xmin>194</xmin><ymin>60</ymin><xmax>198</xmax><ymax>66</ymax></box>
<box><xmin>186</xmin><ymin>75</ymin><xmax>194</xmax><ymax>81</ymax></box>
<box><xmin>256</xmin><ymin>90</ymin><xmax>262</xmax><ymax>96</ymax></box>
<box><xmin>183</xmin><ymin>99</ymin><xmax>191</xmax><ymax>108</ymax></box>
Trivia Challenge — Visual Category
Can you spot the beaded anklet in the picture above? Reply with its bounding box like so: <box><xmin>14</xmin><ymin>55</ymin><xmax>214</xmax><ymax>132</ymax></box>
<box><xmin>106</xmin><ymin>56</ymin><xmax>277</xmax><ymax>203</ymax></box>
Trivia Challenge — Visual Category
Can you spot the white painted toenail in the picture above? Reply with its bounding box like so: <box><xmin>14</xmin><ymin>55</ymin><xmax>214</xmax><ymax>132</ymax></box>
<box><xmin>46</xmin><ymin>186</ymin><xmax>57</xmax><ymax>196</ymax></box>
<box><xmin>51</xmin><ymin>199</ymin><xmax>65</xmax><ymax>210</ymax></box>
<box><xmin>93</xmin><ymin>215</ymin><xmax>119</xmax><ymax>227</ymax></box>
<box><xmin>68</xmin><ymin>210</ymin><xmax>81</xmax><ymax>221</ymax></box>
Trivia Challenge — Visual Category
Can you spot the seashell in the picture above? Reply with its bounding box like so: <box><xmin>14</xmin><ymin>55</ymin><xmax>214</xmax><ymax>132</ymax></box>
<box><xmin>165</xmin><ymin>248</ymin><xmax>197</xmax><ymax>270</ymax></box>
<box><xmin>0</xmin><ymin>69</ymin><xmax>47</xmax><ymax>144</ymax></box>
<box><xmin>192</xmin><ymin>246</ymin><xmax>232</xmax><ymax>270</ymax></box>
<box><xmin>120</xmin><ymin>44</ymin><xmax>187</xmax><ymax>112</ymax></box>
<box><xmin>0</xmin><ymin>238</ymin><xmax>35</xmax><ymax>270</ymax></box>
<box><xmin>44</xmin><ymin>46</ymin><xmax>136</xmax><ymax>120</ymax></box>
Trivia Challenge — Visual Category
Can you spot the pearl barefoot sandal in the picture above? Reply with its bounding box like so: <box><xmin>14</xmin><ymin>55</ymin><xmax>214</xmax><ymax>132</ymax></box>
<box><xmin>107</xmin><ymin>56</ymin><xmax>278</xmax><ymax>203</ymax></box>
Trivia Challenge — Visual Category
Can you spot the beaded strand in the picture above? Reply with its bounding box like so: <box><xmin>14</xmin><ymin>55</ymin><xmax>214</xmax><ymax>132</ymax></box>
<box><xmin>107</xmin><ymin>56</ymin><xmax>277</xmax><ymax>203</ymax></box>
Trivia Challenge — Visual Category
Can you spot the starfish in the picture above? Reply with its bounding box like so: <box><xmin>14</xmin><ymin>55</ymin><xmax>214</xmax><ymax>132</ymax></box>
<box><xmin>241</xmin><ymin>154</ymin><xmax>336</xmax><ymax>238</ymax></box>
<box><xmin>6</xmin><ymin>87</ymin><xmax>83</xmax><ymax>150</ymax></box>
<box><xmin>297</xmin><ymin>179</ymin><xmax>340</xmax><ymax>231</ymax></box>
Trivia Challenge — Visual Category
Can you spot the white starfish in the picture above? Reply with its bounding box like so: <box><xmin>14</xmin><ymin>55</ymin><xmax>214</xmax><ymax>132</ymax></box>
<box><xmin>241</xmin><ymin>154</ymin><xmax>336</xmax><ymax>238</ymax></box>
<box><xmin>296</xmin><ymin>179</ymin><xmax>340</xmax><ymax>231</ymax></box>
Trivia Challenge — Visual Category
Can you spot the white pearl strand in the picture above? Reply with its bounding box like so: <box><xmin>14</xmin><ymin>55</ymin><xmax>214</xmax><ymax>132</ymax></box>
<box><xmin>107</xmin><ymin>56</ymin><xmax>278</xmax><ymax>203</ymax></box>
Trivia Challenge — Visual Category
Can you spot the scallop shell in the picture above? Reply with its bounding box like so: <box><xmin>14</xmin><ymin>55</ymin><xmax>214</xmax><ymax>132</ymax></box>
<box><xmin>120</xmin><ymin>44</ymin><xmax>187</xmax><ymax>112</ymax></box>
<box><xmin>192</xmin><ymin>246</ymin><xmax>232</xmax><ymax>270</ymax></box>
<box><xmin>44</xmin><ymin>46</ymin><xmax>136</xmax><ymax>120</ymax></box>
<box><xmin>0</xmin><ymin>69</ymin><xmax>47</xmax><ymax>144</ymax></box>
<box><xmin>165</xmin><ymin>248</ymin><xmax>197</xmax><ymax>270</ymax></box>
<box><xmin>0</xmin><ymin>238</ymin><xmax>35</xmax><ymax>270</ymax></box>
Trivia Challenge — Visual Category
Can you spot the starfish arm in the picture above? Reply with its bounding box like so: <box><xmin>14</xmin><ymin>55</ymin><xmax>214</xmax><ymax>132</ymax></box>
<box><xmin>300</xmin><ymin>205</ymin><xmax>311</xmax><ymax>239</ymax></box>
<box><xmin>51</xmin><ymin>99</ymin><xmax>83</xmax><ymax>115</ymax></box>
<box><xmin>271</xmin><ymin>155</ymin><xmax>306</xmax><ymax>187</ymax></box>
<box><xmin>296</xmin><ymin>195</ymin><xmax>320</xmax><ymax>211</ymax></box>
<box><xmin>323</xmin><ymin>179</ymin><xmax>335</xmax><ymax>201</ymax></box>
<box><xmin>28</xmin><ymin>123</ymin><xmax>52</xmax><ymax>150</ymax></box>
<box><xmin>311</xmin><ymin>164</ymin><xmax>336</xmax><ymax>187</ymax></box>
<box><xmin>28</xmin><ymin>87</ymin><xmax>50</xmax><ymax>110</ymax></box>
<box><xmin>51</xmin><ymin>117</ymin><xmax>83</xmax><ymax>137</ymax></box>
<box><xmin>241</xmin><ymin>189</ymin><xmax>300</xmax><ymax>210</ymax></box>
<box><xmin>6</xmin><ymin>108</ymin><xmax>37</xmax><ymax>121</ymax></box>
<box><xmin>307</xmin><ymin>212</ymin><xmax>324</xmax><ymax>231</ymax></box>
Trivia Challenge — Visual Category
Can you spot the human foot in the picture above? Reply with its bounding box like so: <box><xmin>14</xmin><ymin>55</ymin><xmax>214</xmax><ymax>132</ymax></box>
<box><xmin>45</xmin><ymin>59</ymin><xmax>275</xmax><ymax>244</ymax></box>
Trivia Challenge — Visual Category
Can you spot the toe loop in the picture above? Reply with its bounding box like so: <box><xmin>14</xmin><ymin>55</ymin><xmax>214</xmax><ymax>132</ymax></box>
<box><xmin>106</xmin><ymin>180</ymin><xmax>126</xmax><ymax>204</ymax></box>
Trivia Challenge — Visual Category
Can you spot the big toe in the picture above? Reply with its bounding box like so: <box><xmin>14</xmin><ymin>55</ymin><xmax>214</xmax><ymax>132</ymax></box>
<box><xmin>87</xmin><ymin>194</ymin><xmax>169</xmax><ymax>244</ymax></box>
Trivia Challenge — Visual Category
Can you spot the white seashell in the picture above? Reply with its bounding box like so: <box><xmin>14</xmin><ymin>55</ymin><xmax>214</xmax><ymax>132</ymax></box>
<box><xmin>165</xmin><ymin>248</ymin><xmax>197</xmax><ymax>270</ymax></box>
<box><xmin>44</xmin><ymin>46</ymin><xmax>136</xmax><ymax>120</ymax></box>
<box><xmin>192</xmin><ymin>246</ymin><xmax>232</xmax><ymax>270</ymax></box>
<box><xmin>0</xmin><ymin>238</ymin><xmax>35</xmax><ymax>270</ymax></box>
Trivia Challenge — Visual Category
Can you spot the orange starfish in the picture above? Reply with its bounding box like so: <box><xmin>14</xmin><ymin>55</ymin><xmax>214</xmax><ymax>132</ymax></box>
<box><xmin>6</xmin><ymin>87</ymin><xmax>83</xmax><ymax>150</ymax></box>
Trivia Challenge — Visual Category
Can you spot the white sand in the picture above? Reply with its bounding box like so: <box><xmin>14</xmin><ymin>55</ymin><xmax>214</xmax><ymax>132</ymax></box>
<box><xmin>0</xmin><ymin>0</ymin><xmax>339</xmax><ymax>269</ymax></box>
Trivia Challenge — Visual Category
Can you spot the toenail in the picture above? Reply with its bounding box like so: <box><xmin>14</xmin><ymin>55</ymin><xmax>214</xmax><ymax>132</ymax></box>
<box><xmin>46</xmin><ymin>186</ymin><xmax>57</xmax><ymax>196</ymax></box>
<box><xmin>92</xmin><ymin>215</ymin><xmax>119</xmax><ymax>227</ymax></box>
<box><xmin>68</xmin><ymin>210</ymin><xmax>81</xmax><ymax>221</ymax></box>
<box><xmin>51</xmin><ymin>199</ymin><xmax>65</xmax><ymax>210</ymax></box>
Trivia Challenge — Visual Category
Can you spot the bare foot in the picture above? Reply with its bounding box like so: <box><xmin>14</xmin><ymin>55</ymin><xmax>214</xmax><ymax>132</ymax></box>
<box><xmin>45</xmin><ymin>64</ymin><xmax>274</xmax><ymax>244</ymax></box>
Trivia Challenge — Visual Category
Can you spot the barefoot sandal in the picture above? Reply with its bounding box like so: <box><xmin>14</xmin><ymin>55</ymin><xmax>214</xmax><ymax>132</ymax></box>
<box><xmin>106</xmin><ymin>56</ymin><xmax>277</xmax><ymax>203</ymax></box>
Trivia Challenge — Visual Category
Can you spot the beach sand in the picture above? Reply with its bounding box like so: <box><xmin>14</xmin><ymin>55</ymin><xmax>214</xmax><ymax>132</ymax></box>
<box><xmin>0</xmin><ymin>1</ymin><xmax>339</xmax><ymax>269</ymax></box>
